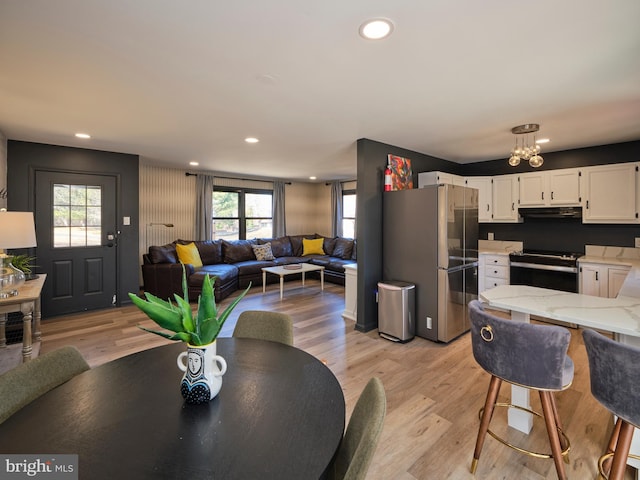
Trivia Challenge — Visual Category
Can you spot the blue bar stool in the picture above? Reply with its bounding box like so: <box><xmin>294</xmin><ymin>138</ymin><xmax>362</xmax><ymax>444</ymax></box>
<box><xmin>468</xmin><ymin>300</ymin><xmax>573</xmax><ymax>480</ymax></box>
<box><xmin>583</xmin><ymin>328</ymin><xmax>640</xmax><ymax>480</ymax></box>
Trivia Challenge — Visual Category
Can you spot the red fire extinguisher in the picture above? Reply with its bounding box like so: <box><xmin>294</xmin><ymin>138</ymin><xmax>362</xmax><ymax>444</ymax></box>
<box><xmin>384</xmin><ymin>162</ymin><xmax>392</xmax><ymax>191</ymax></box>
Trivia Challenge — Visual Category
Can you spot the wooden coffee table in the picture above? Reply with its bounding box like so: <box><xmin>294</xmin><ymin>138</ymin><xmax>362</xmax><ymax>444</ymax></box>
<box><xmin>262</xmin><ymin>264</ymin><xmax>324</xmax><ymax>299</ymax></box>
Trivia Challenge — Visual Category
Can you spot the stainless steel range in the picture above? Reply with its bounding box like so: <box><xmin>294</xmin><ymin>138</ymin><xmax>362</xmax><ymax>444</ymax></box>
<box><xmin>509</xmin><ymin>249</ymin><xmax>583</xmax><ymax>293</ymax></box>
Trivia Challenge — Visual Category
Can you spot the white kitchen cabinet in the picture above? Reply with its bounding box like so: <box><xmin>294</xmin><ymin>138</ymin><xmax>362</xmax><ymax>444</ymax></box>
<box><xmin>491</xmin><ymin>175</ymin><xmax>521</xmax><ymax>222</ymax></box>
<box><xmin>579</xmin><ymin>262</ymin><xmax>631</xmax><ymax>298</ymax></box>
<box><xmin>480</xmin><ymin>253</ymin><xmax>510</xmax><ymax>292</ymax></box>
<box><xmin>465</xmin><ymin>176</ymin><xmax>493</xmax><ymax>222</ymax></box>
<box><xmin>548</xmin><ymin>169</ymin><xmax>582</xmax><ymax>205</ymax></box>
<box><xmin>608</xmin><ymin>266</ymin><xmax>632</xmax><ymax>298</ymax></box>
<box><xmin>582</xmin><ymin>163</ymin><xmax>639</xmax><ymax>223</ymax></box>
<box><xmin>518</xmin><ymin>169</ymin><xmax>582</xmax><ymax>207</ymax></box>
<box><xmin>418</xmin><ymin>171</ymin><xmax>465</xmax><ymax>187</ymax></box>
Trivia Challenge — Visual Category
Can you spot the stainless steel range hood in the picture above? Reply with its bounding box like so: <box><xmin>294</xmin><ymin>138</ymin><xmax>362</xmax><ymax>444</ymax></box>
<box><xmin>518</xmin><ymin>207</ymin><xmax>583</xmax><ymax>219</ymax></box>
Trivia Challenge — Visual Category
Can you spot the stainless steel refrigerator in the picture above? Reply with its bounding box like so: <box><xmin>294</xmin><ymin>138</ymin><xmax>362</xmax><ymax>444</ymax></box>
<box><xmin>382</xmin><ymin>184</ymin><xmax>479</xmax><ymax>342</ymax></box>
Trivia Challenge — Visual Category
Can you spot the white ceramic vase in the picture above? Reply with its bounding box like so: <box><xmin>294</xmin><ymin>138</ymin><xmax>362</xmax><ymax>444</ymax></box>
<box><xmin>177</xmin><ymin>341</ymin><xmax>227</xmax><ymax>404</ymax></box>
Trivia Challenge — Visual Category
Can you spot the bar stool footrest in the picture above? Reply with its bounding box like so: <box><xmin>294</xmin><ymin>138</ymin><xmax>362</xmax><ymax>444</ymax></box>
<box><xmin>597</xmin><ymin>452</ymin><xmax>640</xmax><ymax>480</ymax></box>
<box><xmin>480</xmin><ymin>402</ymin><xmax>571</xmax><ymax>460</ymax></box>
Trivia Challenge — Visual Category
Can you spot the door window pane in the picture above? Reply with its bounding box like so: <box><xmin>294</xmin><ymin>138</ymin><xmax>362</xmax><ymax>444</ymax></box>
<box><xmin>53</xmin><ymin>184</ymin><xmax>102</xmax><ymax>248</ymax></box>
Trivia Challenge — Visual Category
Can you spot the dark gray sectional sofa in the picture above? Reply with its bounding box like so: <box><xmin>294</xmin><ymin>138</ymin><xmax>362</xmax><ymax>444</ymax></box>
<box><xmin>141</xmin><ymin>234</ymin><xmax>356</xmax><ymax>302</ymax></box>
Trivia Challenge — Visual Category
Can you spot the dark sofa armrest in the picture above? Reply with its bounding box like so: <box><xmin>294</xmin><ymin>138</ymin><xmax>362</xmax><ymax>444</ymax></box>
<box><xmin>142</xmin><ymin>263</ymin><xmax>195</xmax><ymax>300</ymax></box>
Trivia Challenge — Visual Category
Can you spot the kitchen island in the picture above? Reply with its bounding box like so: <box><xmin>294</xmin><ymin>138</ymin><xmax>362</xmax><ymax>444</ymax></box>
<box><xmin>480</xmin><ymin>265</ymin><xmax>640</xmax><ymax>477</ymax></box>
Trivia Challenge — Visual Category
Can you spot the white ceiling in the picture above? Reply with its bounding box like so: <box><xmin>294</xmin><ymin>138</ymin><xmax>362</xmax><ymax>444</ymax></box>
<box><xmin>2</xmin><ymin>1</ymin><xmax>640</xmax><ymax>182</ymax></box>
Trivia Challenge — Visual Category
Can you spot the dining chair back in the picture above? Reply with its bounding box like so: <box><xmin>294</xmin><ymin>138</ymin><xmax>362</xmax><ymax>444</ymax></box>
<box><xmin>468</xmin><ymin>299</ymin><xmax>574</xmax><ymax>480</ymax></box>
<box><xmin>327</xmin><ymin>377</ymin><xmax>386</xmax><ymax>480</ymax></box>
<box><xmin>583</xmin><ymin>328</ymin><xmax>640</xmax><ymax>480</ymax></box>
<box><xmin>0</xmin><ymin>345</ymin><xmax>90</xmax><ymax>424</ymax></box>
<box><xmin>232</xmin><ymin>310</ymin><xmax>294</xmax><ymax>346</ymax></box>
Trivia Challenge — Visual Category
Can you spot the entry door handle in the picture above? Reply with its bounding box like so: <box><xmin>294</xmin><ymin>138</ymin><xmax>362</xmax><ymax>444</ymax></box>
<box><xmin>106</xmin><ymin>232</ymin><xmax>116</xmax><ymax>248</ymax></box>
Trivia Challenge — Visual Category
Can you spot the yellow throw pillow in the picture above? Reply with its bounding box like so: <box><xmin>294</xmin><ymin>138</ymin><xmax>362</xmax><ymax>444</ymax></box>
<box><xmin>302</xmin><ymin>237</ymin><xmax>325</xmax><ymax>256</ymax></box>
<box><xmin>175</xmin><ymin>242</ymin><xmax>203</xmax><ymax>267</ymax></box>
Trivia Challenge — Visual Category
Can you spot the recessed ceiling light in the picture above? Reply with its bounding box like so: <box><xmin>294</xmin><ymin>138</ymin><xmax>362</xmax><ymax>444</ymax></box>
<box><xmin>359</xmin><ymin>18</ymin><xmax>394</xmax><ymax>40</ymax></box>
<box><xmin>75</xmin><ymin>133</ymin><xmax>91</xmax><ymax>139</ymax></box>
<box><xmin>309</xmin><ymin>176</ymin><xmax>317</xmax><ymax>180</ymax></box>
<box><xmin>245</xmin><ymin>137</ymin><xmax>259</xmax><ymax>144</ymax></box>
<box><xmin>189</xmin><ymin>161</ymin><xmax>199</xmax><ymax>166</ymax></box>
<box><xmin>536</xmin><ymin>138</ymin><xmax>550</xmax><ymax>144</ymax></box>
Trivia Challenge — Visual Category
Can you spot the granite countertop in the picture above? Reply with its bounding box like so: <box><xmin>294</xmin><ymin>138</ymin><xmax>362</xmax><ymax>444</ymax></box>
<box><xmin>478</xmin><ymin>240</ymin><xmax>523</xmax><ymax>254</ymax></box>
<box><xmin>481</xmin><ymin>284</ymin><xmax>640</xmax><ymax>338</ymax></box>
<box><xmin>579</xmin><ymin>245</ymin><xmax>640</xmax><ymax>267</ymax></box>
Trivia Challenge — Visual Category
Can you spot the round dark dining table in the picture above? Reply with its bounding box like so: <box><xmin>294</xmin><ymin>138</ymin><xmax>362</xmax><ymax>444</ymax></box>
<box><xmin>0</xmin><ymin>338</ymin><xmax>346</xmax><ymax>480</ymax></box>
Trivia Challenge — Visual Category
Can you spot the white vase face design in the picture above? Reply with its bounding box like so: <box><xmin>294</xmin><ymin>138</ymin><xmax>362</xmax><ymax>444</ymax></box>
<box><xmin>177</xmin><ymin>342</ymin><xmax>227</xmax><ymax>404</ymax></box>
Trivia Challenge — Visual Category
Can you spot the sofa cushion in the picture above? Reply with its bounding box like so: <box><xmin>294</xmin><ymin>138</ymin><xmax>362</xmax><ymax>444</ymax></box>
<box><xmin>194</xmin><ymin>240</ymin><xmax>223</xmax><ymax>265</ymax></box>
<box><xmin>176</xmin><ymin>242</ymin><xmax>203</xmax><ymax>267</ymax></box>
<box><xmin>332</xmin><ymin>238</ymin><xmax>354</xmax><ymax>260</ymax></box>
<box><xmin>303</xmin><ymin>238</ymin><xmax>325</xmax><ymax>256</ymax></box>
<box><xmin>259</xmin><ymin>236</ymin><xmax>292</xmax><ymax>258</ymax></box>
<box><xmin>188</xmin><ymin>264</ymin><xmax>238</xmax><ymax>288</ymax></box>
<box><xmin>289</xmin><ymin>234</ymin><xmax>317</xmax><ymax>257</ymax></box>
<box><xmin>222</xmin><ymin>239</ymin><xmax>257</xmax><ymax>263</ymax></box>
<box><xmin>252</xmin><ymin>243</ymin><xmax>275</xmax><ymax>261</ymax></box>
<box><xmin>148</xmin><ymin>244</ymin><xmax>178</xmax><ymax>264</ymax></box>
<box><xmin>322</xmin><ymin>236</ymin><xmax>337</xmax><ymax>256</ymax></box>
<box><xmin>235</xmin><ymin>260</ymin><xmax>276</xmax><ymax>277</ymax></box>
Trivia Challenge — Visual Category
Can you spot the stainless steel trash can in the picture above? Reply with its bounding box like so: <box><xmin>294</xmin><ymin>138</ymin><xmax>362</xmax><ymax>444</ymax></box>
<box><xmin>377</xmin><ymin>281</ymin><xmax>415</xmax><ymax>343</ymax></box>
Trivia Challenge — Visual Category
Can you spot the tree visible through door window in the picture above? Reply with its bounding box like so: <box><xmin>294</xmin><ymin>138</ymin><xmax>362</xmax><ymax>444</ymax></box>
<box><xmin>213</xmin><ymin>188</ymin><xmax>272</xmax><ymax>240</ymax></box>
<box><xmin>53</xmin><ymin>184</ymin><xmax>102</xmax><ymax>247</ymax></box>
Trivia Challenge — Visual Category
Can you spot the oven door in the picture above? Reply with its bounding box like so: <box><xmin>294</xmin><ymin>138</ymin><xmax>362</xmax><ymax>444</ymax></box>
<box><xmin>509</xmin><ymin>262</ymin><xmax>579</xmax><ymax>293</ymax></box>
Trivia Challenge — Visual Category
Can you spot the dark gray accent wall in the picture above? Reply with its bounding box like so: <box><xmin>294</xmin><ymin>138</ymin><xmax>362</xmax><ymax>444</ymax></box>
<box><xmin>357</xmin><ymin>138</ymin><xmax>640</xmax><ymax>332</ymax></box>
<box><xmin>355</xmin><ymin>138</ymin><xmax>459</xmax><ymax>332</ymax></box>
<box><xmin>7</xmin><ymin>140</ymin><xmax>140</xmax><ymax>309</ymax></box>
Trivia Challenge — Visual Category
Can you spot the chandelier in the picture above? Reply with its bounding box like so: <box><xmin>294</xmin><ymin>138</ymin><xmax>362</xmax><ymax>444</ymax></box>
<box><xmin>508</xmin><ymin>123</ymin><xmax>543</xmax><ymax>168</ymax></box>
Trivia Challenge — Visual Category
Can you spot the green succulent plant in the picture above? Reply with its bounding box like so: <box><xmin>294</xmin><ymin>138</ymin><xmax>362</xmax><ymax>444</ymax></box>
<box><xmin>128</xmin><ymin>265</ymin><xmax>250</xmax><ymax>346</ymax></box>
<box><xmin>9</xmin><ymin>254</ymin><xmax>37</xmax><ymax>275</ymax></box>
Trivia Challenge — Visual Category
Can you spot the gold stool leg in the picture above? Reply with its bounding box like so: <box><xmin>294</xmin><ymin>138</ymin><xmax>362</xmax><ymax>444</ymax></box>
<box><xmin>540</xmin><ymin>391</ymin><xmax>567</xmax><ymax>480</ymax></box>
<box><xmin>471</xmin><ymin>375</ymin><xmax>502</xmax><ymax>474</ymax></box>
<box><xmin>549</xmin><ymin>391</ymin><xmax>570</xmax><ymax>464</ymax></box>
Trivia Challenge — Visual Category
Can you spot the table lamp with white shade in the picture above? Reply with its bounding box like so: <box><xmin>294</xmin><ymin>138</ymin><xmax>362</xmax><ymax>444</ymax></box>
<box><xmin>0</xmin><ymin>210</ymin><xmax>38</xmax><ymax>298</ymax></box>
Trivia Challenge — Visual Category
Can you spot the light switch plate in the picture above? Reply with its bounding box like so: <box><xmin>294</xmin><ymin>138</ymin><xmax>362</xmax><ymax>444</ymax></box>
<box><xmin>123</xmin><ymin>216</ymin><xmax>130</xmax><ymax>226</ymax></box>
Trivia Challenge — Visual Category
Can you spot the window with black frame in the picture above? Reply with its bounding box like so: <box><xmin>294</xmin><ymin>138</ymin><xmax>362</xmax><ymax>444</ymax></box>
<box><xmin>212</xmin><ymin>187</ymin><xmax>273</xmax><ymax>240</ymax></box>
<box><xmin>342</xmin><ymin>189</ymin><xmax>356</xmax><ymax>238</ymax></box>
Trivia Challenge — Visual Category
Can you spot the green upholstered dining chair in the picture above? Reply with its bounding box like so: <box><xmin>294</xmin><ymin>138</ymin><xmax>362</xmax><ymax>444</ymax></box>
<box><xmin>232</xmin><ymin>310</ymin><xmax>294</xmax><ymax>346</ymax></box>
<box><xmin>0</xmin><ymin>345</ymin><xmax>90</xmax><ymax>424</ymax></box>
<box><xmin>327</xmin><ymin>377</ymin><xmax>387</xmax><ymax>480</ymax></box>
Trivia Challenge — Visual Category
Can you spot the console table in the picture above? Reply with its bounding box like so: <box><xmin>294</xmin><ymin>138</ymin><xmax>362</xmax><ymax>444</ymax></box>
<box><xmin>0</xmin><ymin>274</ymin><xmax>46</xmax><ymax>362</ymax></box>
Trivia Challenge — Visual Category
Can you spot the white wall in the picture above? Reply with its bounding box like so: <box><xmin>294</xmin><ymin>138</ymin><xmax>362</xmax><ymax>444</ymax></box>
<box><xmin>285</xmin><ymin>182</ymin><xmax>331</xmax><ymax>236</ymax></box>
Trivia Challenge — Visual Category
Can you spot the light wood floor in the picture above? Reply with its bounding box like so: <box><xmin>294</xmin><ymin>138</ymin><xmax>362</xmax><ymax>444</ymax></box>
<box><xmin>36</xmin><ymin>280</ymin><xmax>633</xmax><ymax>479</ymax></box>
